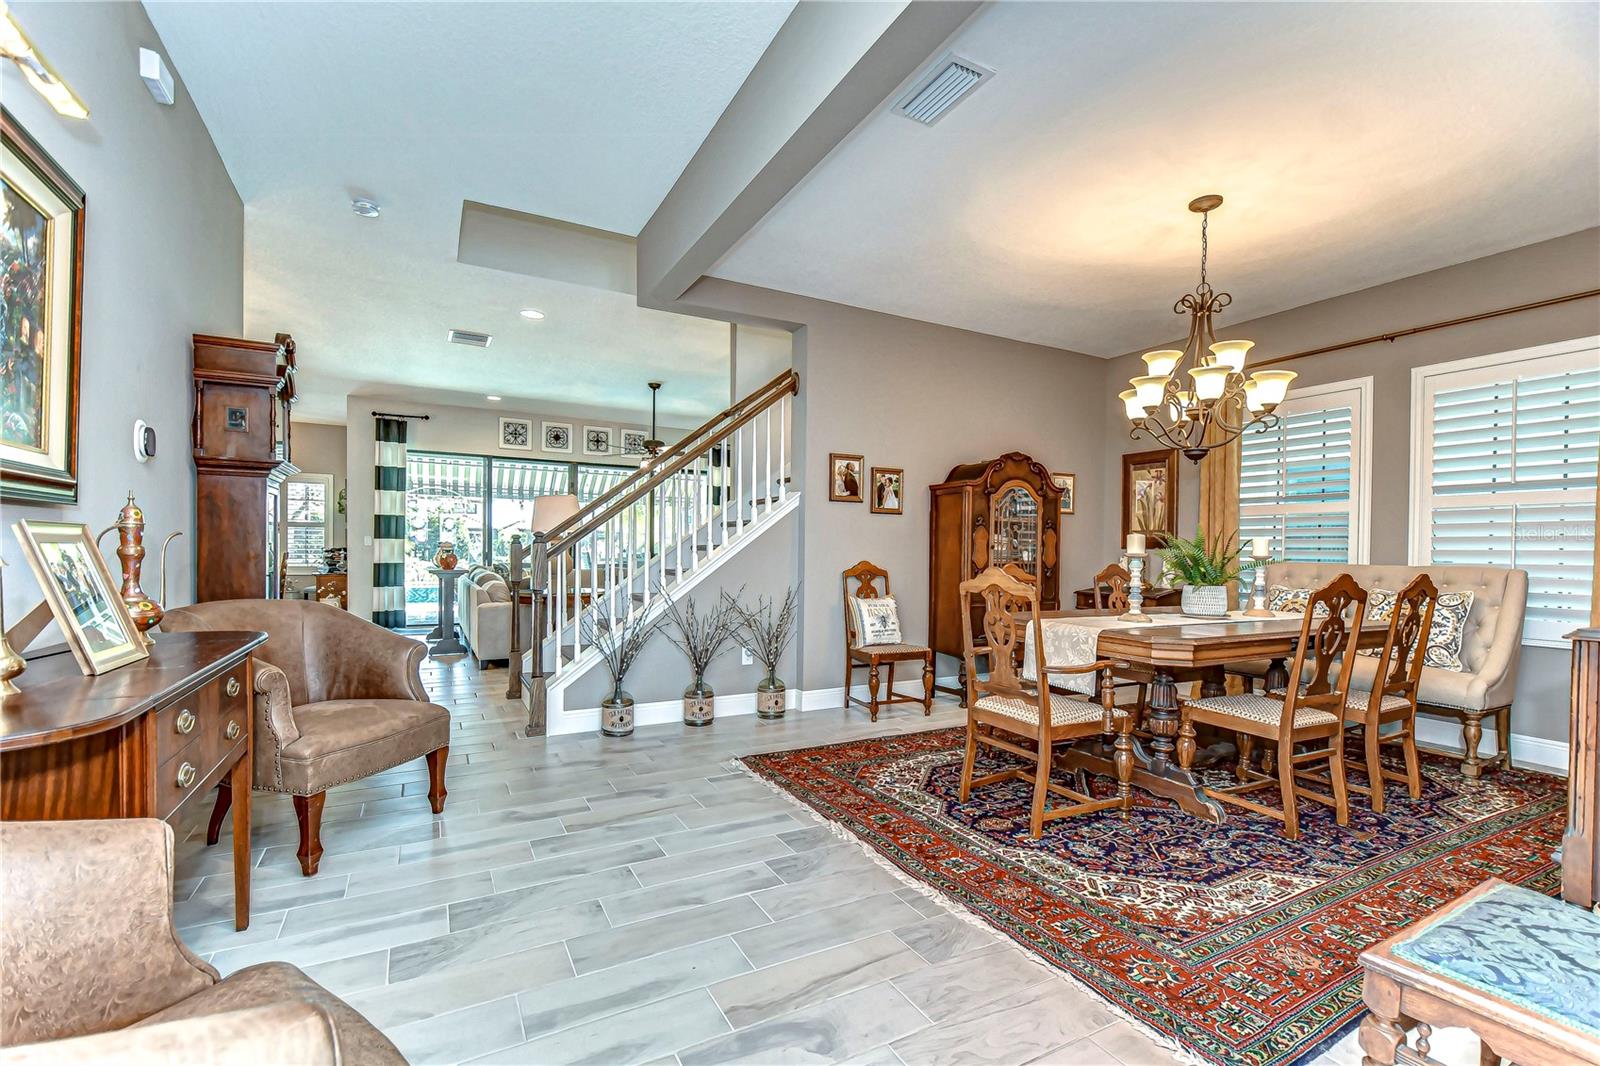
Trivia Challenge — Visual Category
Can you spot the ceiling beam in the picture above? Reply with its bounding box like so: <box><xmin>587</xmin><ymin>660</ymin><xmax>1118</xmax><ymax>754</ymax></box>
<box><xmin>636</xmin><ymin>0</ymin><xmax>982</xmax><ymax>309</ymax></box>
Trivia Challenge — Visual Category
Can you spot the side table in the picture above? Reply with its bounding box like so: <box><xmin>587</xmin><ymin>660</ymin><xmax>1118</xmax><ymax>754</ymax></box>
<box><xmin>428</xmin><ymin>566</ymin><xmax>467</xmax><ymax>656</ymax></box>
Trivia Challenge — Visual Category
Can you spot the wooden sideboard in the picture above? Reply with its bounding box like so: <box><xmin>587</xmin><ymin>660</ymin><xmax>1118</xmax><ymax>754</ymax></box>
<box><xmin>1565</xmin><ymin>627</ymin><xmax>1599</xmax><ymax>909</ymax></box>
<box><xmin>0</xmin><ymin>631</ymin><xmax>265</xmax><ymax>929</ymax></box>
<box><xmin>1073</xmin><ymin>585</ymin><xmax>1184</xmax><ymax>610</ymax></box>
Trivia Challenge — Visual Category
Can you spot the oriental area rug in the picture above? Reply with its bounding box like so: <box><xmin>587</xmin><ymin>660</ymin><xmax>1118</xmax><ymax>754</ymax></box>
<box><xmin>739</xmin><ymin>728</ymin><xmax>1564</xmax><ymax>1066</ymax></box>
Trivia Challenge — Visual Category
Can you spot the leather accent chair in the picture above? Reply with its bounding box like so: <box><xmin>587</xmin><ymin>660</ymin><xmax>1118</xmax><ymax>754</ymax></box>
<box><xmin>161</xmin><ymin>599</ymin><xmax>450</xmax><ymax>876</ymax></box>
<box><xmin>0</xmin><ymin>819</ymin><xmax>404</xmax><ymax>1064</ymax></box>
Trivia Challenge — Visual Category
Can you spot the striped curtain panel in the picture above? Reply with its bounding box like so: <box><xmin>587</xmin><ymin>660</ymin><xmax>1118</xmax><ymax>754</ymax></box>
<box><xmin>372</xmin><ymin>417</ymin><xmax>409</xmax><ymax>628</ymax></box>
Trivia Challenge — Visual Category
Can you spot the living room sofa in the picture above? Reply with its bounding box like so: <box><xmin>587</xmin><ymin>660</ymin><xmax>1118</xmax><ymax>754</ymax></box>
<box><xmin>1240</xmin><ymin>562</ymin><xmax>1528</xmax><ymax>776</ymax></box>
<box><xmin>456</xmin><ymin>565</ymin><xmax>531</xmax><ymax>666</ymax></box>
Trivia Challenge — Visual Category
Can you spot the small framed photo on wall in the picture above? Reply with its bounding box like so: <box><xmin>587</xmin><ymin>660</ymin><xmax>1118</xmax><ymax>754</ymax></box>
<box><xmin>870</xmin><ymin>467</ymin><xmax>903</xmax><ymax>514</ymax></box>
<box><xmin>499</xmin><ymin>417</ymin><xmax>533</xmax><ymax>450</ymax></box>
<box><xmin>1051</xmin><ymin>472</ymin><xmax>1075</xmax><ymax>515</ymax></box>
<box><xmin>829</xmin><ymin>453</ymin><xmax>863</xmax><ymax>503</ymax></box>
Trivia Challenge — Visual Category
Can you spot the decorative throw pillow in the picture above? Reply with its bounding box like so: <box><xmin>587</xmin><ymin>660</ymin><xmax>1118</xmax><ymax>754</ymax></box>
<box><xmin>1357</xmin><ymin>588</ymin><xmax>1475</xmax><ymax>672</ymax></box>
<box><xmin>851</xmin><ymin>596</ymin><xmax>903</xmax><ymax>647</ymax></box>
<box><xmin>1267</xmin><ymin>585</ymin><xmax>1312</xmax><ymax>613</ymax></box>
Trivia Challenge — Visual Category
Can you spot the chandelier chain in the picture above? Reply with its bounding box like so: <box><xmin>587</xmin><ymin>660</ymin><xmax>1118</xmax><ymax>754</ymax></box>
<box><xmin>1199</xmin><ymin>210</ymin><xmax>1209</xmax><ymax>291</ymax></box>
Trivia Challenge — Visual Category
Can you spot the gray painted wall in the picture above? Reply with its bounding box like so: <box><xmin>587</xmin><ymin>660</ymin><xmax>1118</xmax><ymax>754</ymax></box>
<box><xmin>1100</xmin><ymin>229</ymin><xmax>1600</xmax><ymax>745</ymax></box>
<box><xmin>290</xmin><ymin>422</ymin><xmax>349</xmax><ymax>547</ymax></box>
<box><xmin>0</xmin><ymin>3</ymin><xmax>242</xmax><ymax>632</ymax></box>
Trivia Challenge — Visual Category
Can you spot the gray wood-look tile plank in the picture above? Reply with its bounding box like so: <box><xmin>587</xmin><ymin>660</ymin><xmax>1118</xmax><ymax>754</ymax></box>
<box><xmin>396</xmin><ymin>816</ymin><xmax>567</xmax><ymax>864</ymax></box>
<box><xmin>654</xmin><ymin>812</ymin><xmax>812</xmax><ymax>856</ymax></box>
<box><xmin>893</xmin><ymin>915</ymin><xmax>1004</xmax><ymax>965</ymax></box>
<box><xmin>211</xmin><ymin>906</ymin><xmax>451</xmax><ymax>974</ymax></box>
<box><xmin>480</xmin><ymin>988</ymin><xmax>729</xmax><ymax>1066</ymax></box>
<box><xmin>388</xmin><ymin>995</ymin><xmax>527</xmax><ymax>1066</ymax></box>
<box><xmin>280</xmin><ymin>872</ymin><xmax>494</xmax><ymax>937</ymax></box>
<box><xmin>346</xmin><ymin>843</ymin><xmax>536</xmax><ymax>897</ymax></box>
<box><xmin>890</xmin><ymin>943</ymin><xmax>1057</xmax><ymax>1022</ymax></box>
<box><xmin>559</xmin><ymin>792</ymin><xmax>706</xmax><ymax>831</ymax></box>
<box><xmin>601</xmin><ymin>863</ymin><xmax>784</xmax><ymax>926</ymax></box>
<box><xmin>889</xmin><ymin>980</ymin><xmax>1119</xmax><ymax>1065</ymax></box>
<box><xmin>389</xmin><ymin>900</ymin><xmax>609</xmax><ymax>983</ymax></box>
<box><xmin>750</xmin><ymin>865</ymin><xmax>907</xmax><ymax>923</ymax></box>
<box><xmin>765</xmin><ymin>843</ymin><xmax>877</xmax><ymax>884</ymax></box>
<box><xmin>174</xmin><ymin>874</ymin><xmax>349</xmax><ymax>929</ymax></box>
<box><xmin>707</xmin><ymin>931</ymin><xmax>926</xmax><ymax>1030</ymax></box>
<box><xmin>567</xmin><ymin>895</ymin><xmax>772</xmax><ymax>975</ymax></box>
<box><xmin>491</xmin><ymin>838</ymin><xmax>665</xmax><ymax>893</ymax></box>
<box><xmin>300</xmin><ymin>950</ymin><xmax>391</xmax><ymax>999</ymax></box>
<box><xmin>347</xmin><ymin>940</ymin><xmax>573</xmax><ymax>1030</ymax></box>
<box><xmin>733</xmin><ymin>892</ymin><xmax>925</xmax><ymax>969</ymax></box>
<box><xmin>529</xmin><ymin>814</ymin><xmax>689</xmax><ymax>859</ymax></box>
<box><xmin>449</xmin><ymin>866</ymin><xmax>641</xmax><ymax>932</ymax></box>
<box><xmin>776</xmin><ymin>826</ymin><xmax>838</xmax><ymax>853</ymax></box>
<box><xmin>677</xmin><ymin>980</ymin><xmax>928</xmax><ymax>1066</ymax></box>
<box><xmin>630</xmin><ymin>835</ymin><xmax>795</xmax><ymax>888</ymax></box>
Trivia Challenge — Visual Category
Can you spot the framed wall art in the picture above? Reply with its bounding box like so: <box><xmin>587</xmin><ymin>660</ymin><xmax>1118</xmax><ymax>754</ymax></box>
<box><xmin>1</xmin><ymin>108</ymin><xmax>84</xmax><ymax>505</ymax></box>
<box><xmin>583</xmin><ymin>425</ymin><xmax>613</xmax><ymax>457</ymax></box>
<box><xmin>11</xmin><ymin>520</ymin><xmax>147</xmax><ymax>675</ymax></box>
<box><xmin>829</xmin><ymin>453</ymin><xmax>863</xmax><ymax>503</ymax></box>
<box><xmin>869</xmin><ymin>467</ymin><xmax>903</xmax><ymax>514</ymax></box>
<box><xmin>1051</xmin><ymin>472</ymin><xmax>1075</xmax><ymax>515</ymax></box>
<box><xmin>498</xmin><ymin>416</ymin><xmax>532</xmax><ymax>450</ymax></box>
<box><xmin>621</xmin><ymin>429</ymin><xmax>647</xmax><ymax>456</ymax></box>
<box><xmin>541</xmin><ymin>421</ymin><xmax>572</xmax><ymax>454</ymax></box>
<box><xmin>1121</xmin><ymin>449</ymin><xmax>1178</xmax><ymax>546</ymax></box>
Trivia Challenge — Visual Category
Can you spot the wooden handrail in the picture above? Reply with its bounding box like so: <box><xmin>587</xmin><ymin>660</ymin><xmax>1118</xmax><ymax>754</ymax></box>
<box><xmin>541</xmin><ymin>369</ymin><xmax>798</xmax><ymax>544</ymax></box>
<box><xmin>546</xmin><ymin>370</ymin><xmax>797</xmax><ymax>557</ymax></box>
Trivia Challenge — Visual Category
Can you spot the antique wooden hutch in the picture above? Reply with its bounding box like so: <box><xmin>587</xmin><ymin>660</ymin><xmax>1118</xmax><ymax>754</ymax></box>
<box><xmin>191</xmin><ymin>333</ymin><xmax>297</xmax><ymax>601</ymax></box>
<box><xmin>928</xmin><ymin>452</ymin><xmax>1063</xmax><ymax>701</ymax></box>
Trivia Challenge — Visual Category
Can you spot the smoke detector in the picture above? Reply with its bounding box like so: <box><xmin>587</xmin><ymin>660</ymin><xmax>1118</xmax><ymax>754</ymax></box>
<box><xmin>448</xmin><ymin>329</ymin><xmax>492</xmax><ymax>348</ymax></box>
<box><xmin>892</xmin><ymin>53</ymin><xmax>993</xmax><ymax>125</ymax></box>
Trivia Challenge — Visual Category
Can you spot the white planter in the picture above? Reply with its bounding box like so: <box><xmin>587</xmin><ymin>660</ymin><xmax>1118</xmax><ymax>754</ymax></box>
<box><xmin>1180</xmin><ymin>584</ymin><xmax>1230</xmax><ymax>617</ymax></box>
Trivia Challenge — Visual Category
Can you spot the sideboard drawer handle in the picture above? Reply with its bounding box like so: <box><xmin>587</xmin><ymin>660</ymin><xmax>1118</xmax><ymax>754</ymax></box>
<box><xmin>176</xmin><ymin>762</ymin><xmax>197</xmax><ymax>789</ymax></box>
<box><xmin>225</xmin><ymin>677</ymin><xmax>242</xmax><ymax>698</ymax></box>
<box><xmin>175</xmin><ymin>709</ymin><xmax>197</xmax><ymax>735</ymax></box>
<box><xmin>224</xmin><ymin>720</ymin><xmax>241</xmax><ymax>741</ymax></box>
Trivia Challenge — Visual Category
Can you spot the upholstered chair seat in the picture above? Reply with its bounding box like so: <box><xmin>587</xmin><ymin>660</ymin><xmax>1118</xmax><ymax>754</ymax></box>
<box><xmin>161</xmin><ymin>599</ymin><xmax>450</xmax><ymax>875</ymax></box>
<box><xmin>0</xmin><ymin>820</ymin><xmax>404</xmax><ymax>1064</ymax></box>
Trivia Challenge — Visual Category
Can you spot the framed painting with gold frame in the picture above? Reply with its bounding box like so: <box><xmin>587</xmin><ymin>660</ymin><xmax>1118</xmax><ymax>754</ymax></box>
<box><xmin>1050</xmin><ymin>472</ymin><xmax>1075</xmax><ymax>515</ymax></box>
<box><xmin>1</xmin><ymin>107</ymin><xmax>84</xmax><ymax>505</ymax></box>
<box><xmin>829</xmin><ymin>453</ymin><xmax>863</xmax><ymax>503</ymax></box>
<box><xmin>11</xmin><ymin>520</ymin><xmax>146</xmax><ymax>675</ymax></box>
<box><xmin>1121</xmin><ymin>449</ymin><xmax>1178</xmax><ymax>547</ymax></box>
<box><xmin>869</xmin><ymin>467</ymin><xmax>903</xmax><ymax>514</ymax></box>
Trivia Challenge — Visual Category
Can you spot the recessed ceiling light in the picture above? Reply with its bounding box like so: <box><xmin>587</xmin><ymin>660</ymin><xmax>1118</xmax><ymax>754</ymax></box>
<box><xmin>486</xmin><ymin>395</ymin><xmax>502</xmax><ymax>402</ymax></box>
<box><xmin>519</xmin><ymin>308</ymin><xmax>545</xmax><ymax>321</ymax></box>
<box><xmin>351</xmin><ymin>197</ymin><xmax>381</xmax><ymax>218</ymax></box>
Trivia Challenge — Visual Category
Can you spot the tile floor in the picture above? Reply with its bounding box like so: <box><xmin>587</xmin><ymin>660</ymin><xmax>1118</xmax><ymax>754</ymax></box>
<box><xmin>172</xmin><ymin>651</ymin><xmax>1486</xmax><ymax>1066</ymax></box>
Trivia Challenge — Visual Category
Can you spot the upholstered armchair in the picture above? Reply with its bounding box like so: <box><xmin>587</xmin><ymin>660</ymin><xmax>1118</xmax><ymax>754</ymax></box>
<box><xmin>0</xmin><ymin>819</ymin><xmax>404</xmax><ymax>1064</ymax></box>
<box><xmin>161</xmin><ymin>599</ymin><xmax>450</xmax><ymax>875</ymax></box>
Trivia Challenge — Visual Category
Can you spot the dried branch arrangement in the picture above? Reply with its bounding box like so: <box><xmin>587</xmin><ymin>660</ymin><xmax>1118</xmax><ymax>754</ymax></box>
<box><xmin>583</xmin><ymin>609</ymin><xmax>663</xmax><ymax>697</ymax></box>
<box><xmin>728</xmin><ymin>586</ymin><xmax>799</xmax><ymax>677</ymax></box>
<box><xmin>658</xmin><ymin>584</ymin><xmax>741</xmax><ymax>683</ymax></box>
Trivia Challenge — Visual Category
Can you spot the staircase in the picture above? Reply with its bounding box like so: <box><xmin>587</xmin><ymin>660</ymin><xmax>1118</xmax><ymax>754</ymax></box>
<box><xmin>511</xmin><ymin>370</ymin><xmax>799</xmax><ymax>735</ymax></box>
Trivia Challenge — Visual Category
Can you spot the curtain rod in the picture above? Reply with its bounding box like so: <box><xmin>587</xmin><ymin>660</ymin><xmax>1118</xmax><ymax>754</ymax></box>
<box><xmin>371</xmin><ymin>410</ymin><xmax>430</xmax><ymax>420</ymax></box>
<box><xmin>1253</xmin><ymin>289</ymin><xmax>1600</xmax><ymax>369</ymax></box>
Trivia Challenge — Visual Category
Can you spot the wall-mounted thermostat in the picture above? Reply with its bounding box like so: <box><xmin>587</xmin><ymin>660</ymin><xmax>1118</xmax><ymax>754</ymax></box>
<box><xmin>133</xmin><ymin>419</ymin><xmax>157</xmax><ymax>462</ymax></box>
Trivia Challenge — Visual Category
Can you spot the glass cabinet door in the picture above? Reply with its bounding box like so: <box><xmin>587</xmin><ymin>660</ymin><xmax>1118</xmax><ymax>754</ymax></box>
<box><xmin>989</xmin><ymin>485</ymin><xmax>1041</xmax><ymax>576</ymax></box>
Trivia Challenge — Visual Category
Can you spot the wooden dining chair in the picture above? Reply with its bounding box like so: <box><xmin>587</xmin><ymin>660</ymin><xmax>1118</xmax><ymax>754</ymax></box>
<box><xmin>1091</xmin><ymin>562</ymin><xmax>1131</xmax><ymax>610</ymax></box>
<box><xmin>842</xmin><ymin>561</ymin><xmax>934</xmax><ymax>722</ymax></box>
<box><xmin>959</xmin><ymin>566</ymin><xmax>1135</xmax><ymax>838</ymax></box>
<box><xmin>1176</xmin><ymin>574</ymin><xmax>1367</xmax><ymax>840</ymax></box>
<box><xmin>1343</xmin><ymin>573</ymin><xmax>1437</xmax><ymax>813</ymax></box>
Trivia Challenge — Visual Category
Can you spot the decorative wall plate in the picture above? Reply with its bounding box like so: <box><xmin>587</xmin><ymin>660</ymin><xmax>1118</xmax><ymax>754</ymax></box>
<box><xmin>499</xmin><ymin>417</ymin><xmax>533</xmax><ymax>450</ymax></box>
<box><xmin>542</xmin><ymin>421</ymin><xmax>573</xmax><ymax>453</ymax></box>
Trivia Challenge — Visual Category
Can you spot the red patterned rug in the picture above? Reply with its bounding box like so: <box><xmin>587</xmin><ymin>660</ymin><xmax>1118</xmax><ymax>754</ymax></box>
<box><xmin>740</xmin><ymin>728</ymin><xmax>1564</xmax><ymax>1066</ymax></box>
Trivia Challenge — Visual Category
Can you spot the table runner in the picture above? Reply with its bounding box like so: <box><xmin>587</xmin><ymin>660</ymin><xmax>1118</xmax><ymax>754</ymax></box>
<box><xmin>1022</xmin><ymin>611</ymin><xmax>1302</xmax><ymax>694</ymax></box>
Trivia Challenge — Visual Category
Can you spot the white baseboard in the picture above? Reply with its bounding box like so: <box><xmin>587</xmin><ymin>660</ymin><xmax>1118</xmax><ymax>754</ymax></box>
<box><xmin>1412</xmin><ymin>714</ymin><xmax>1568</xmax><ymax>775</ymax></box>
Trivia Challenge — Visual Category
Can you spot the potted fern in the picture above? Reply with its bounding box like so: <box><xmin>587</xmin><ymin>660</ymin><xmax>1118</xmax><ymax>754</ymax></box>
<box><xmin>729</xmin><ymin>587</ymin><xmax>799</xmax><ymax>719</ymax></box>
<box><xmin>659</xmin><ymin>589</ymin><xmax>740</xmax><ymax>727</ymax></box>
<box><xmin>583</xmin><ymin>609</ymin><xmax>663</xmax><ymax>737</ymax></box>
<box><xmin>1158</xmin><ymin>531</ymin><xmax>1263</xmax><ymax>617</ymax></box>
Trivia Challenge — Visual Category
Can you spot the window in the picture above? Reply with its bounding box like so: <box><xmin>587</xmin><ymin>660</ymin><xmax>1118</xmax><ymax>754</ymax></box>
<box><xmin>1411</xmin><ymin>337</ymin><xmax>1599</xmax><ymax>646</ymax></box>
<box><xmin>1239</xmin><ymin>378</ymin><xmax>1372</xmax><ymax>567</ymax></box>
<box><xmin>284</xmin><ymin>474</ymin><xmax>334</xmax><ymax>570</ymax></box>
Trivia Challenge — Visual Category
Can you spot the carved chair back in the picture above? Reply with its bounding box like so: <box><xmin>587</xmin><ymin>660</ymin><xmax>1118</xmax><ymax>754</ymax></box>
<box><xmin>1369</xmin><ymin>573</ymin><xmax>1439</xmax><ymax>713</ymax></box>
<box><xmin>959</xmin><ymin>566</ymin><xmax>1043</xmax><ymax>714</ymax></box>
<box><xmin>1093</xmin><ymin>563</ymin><xmax>1132</xmax><ymax>611</ymax></box>
<box><xmin>842</xmin><ymin>560</ymin><xmax>891</xmax><ymax>651</ymax></box>
<box><xmin>1282</xmin><ymin>573</ymin><xmax>1368</xmax><ymax>726</ymax></box>
<box><xmin>1000</xmin><ymin>563</ymin><xmax>1037</xmax><ymax>586</ymax></box>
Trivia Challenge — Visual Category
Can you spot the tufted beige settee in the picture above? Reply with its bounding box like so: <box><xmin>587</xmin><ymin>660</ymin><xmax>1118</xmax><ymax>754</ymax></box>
<box><xmin>1241</xmin><ymin>562</ymin><xmax>1528</xmax><ymax>778</ymax></box>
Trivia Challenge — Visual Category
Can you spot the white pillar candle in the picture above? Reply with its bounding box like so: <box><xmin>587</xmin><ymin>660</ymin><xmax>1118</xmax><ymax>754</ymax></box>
<box><xmin>1251</xmin><ymin>536</ymin><xmax>1270</xmax><ymax>559</ymax></box>
<box><xmin>1126</xmin><ymin>533</ymin><xmax>1146</xmax><ymax>556</ymax></box>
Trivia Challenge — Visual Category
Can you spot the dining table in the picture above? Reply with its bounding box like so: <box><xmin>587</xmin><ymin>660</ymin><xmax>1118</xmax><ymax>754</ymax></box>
<box><xmin>1039</xmin><ymin>605</ymin><xmax>1390</xmax><ymax>823</ymax></box>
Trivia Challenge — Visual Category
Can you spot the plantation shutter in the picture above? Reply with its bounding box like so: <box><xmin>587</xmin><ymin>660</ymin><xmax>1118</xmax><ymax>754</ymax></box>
<box><xmin>1420</xmin><ymin>357</ymin><xmax>1599</xmax><ymax>643</ymax></box>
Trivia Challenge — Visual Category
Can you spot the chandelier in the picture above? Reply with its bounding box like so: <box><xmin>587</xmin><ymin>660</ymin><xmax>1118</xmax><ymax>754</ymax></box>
<box><xmin>1121</xmin><ymin>195</ymin><xmax>1296</xmax><ymax>462</ymax></box>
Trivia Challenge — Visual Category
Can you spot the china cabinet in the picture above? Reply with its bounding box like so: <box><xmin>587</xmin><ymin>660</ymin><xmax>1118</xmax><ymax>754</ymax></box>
<box><xmin>928</xmin><ymin>452</ymin><xmax>1063</xmax><ymax>701</ymax></box>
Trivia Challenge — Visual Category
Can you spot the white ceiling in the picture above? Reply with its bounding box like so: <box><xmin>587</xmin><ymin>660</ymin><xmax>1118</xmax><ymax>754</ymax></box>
<box><xmin>711</xmin><ymin>1</ymin><xmax>1600</xmax><ymax>357</ymax></box>
<box><xmin>143</xmin><ymin>1</ymin><xmax>796</xmax><ymax>423</ymax></box>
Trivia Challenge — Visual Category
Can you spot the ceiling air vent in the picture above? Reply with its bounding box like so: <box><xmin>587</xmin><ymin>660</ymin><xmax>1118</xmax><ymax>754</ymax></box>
<box><xmin>892</xmin><ymin>53</ymin><xmax>993</xmax><ymax>126</ymax></box>
<box><xmin>448</xmin><ymin>329</ymin><xmax>492</xmax><ymax>348</ymax></box>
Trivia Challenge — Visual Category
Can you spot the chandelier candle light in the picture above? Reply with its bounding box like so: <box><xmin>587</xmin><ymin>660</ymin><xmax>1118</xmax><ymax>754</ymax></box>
<box><xmin>1122</xmin><ymin>195</ymin><xmax>1296</xmax><ymax>462</ymax></box>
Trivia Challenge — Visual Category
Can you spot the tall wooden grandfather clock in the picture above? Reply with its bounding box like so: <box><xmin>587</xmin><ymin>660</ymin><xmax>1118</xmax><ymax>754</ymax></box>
<box><xmin>191</xmin><ymin>333</ymin><xmax>297</xmax><ymax>601</ymax></box>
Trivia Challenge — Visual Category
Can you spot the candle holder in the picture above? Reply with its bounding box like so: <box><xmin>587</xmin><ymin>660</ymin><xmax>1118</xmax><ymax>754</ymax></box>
<box><xmin>1119</xmin><ymin>553</ymin><xmax>1151</xmax><ymax>622</ymax></box>
<box><xmin>1245</xmin><ymin>557</ymin><xmax>1273</xmax><ymax>616</ymax></box>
